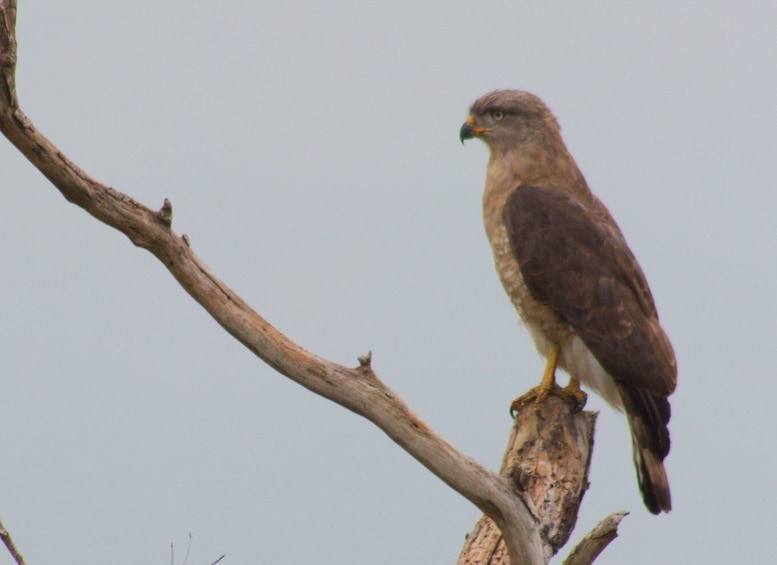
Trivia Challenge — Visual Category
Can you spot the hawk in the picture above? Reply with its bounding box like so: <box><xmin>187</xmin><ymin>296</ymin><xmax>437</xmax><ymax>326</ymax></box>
<box><xmin>460</xmin><ymin>90</ymin><xmax>677</xmax><ymax>514</ymax></box>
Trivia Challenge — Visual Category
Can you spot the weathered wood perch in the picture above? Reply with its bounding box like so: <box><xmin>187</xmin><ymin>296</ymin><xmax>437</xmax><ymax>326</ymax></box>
<box><xmin>0</xmin><ymin>2</ymin><xmax>627</xmax><ymax>563</ymax></box>
<box><xmin>459</xmin><ymin>398</ymin><xmax>597</xmax><ymax>563</ymax></box>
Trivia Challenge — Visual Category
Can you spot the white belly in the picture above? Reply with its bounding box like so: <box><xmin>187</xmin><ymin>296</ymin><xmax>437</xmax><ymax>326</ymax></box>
<box><xmin>527</xmin><ymin>323</ymin><xmax>623</xmax><ymax>411</ymax></box>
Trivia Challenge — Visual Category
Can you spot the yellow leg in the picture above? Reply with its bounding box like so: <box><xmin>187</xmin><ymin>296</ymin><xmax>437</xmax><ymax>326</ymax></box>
<box><xmin>537</xmin><ymin>343</ymin><xmax>561</xmax><ymax>396</ymax></box>
<box><xmin>510</xmin><ymin>344</ymin><xmax>587</xmax><ymax>416</ymax></box>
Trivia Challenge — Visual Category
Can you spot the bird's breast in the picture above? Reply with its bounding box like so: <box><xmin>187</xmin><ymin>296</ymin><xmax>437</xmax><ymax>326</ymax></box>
<box><xmin>483</xmin><ymin>194</ymin><xmax>622</xmax><ymax>409</ymax></box>
<box><xmin>482</xmin><ymin>184</ymin><xmax>572</xmax><ymax>346</ymax></box>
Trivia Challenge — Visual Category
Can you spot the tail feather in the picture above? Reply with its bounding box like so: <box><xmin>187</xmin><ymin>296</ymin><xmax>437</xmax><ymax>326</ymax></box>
<box><xmin>618</xmin><ymin>384</ymin><xmax>672</xmax><ymax>514</ymax></box>
<box><xmin>631</xmin><ymin>433</ymin><xmax>672</xmax><ymax>513</ymax></box>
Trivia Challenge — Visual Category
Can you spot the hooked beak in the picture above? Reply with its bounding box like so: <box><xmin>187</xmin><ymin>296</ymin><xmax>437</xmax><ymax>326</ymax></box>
<box><xmin>460</xmin><ymin>115</ymin><xmax>491</xmax><ymax>144</ymax></box>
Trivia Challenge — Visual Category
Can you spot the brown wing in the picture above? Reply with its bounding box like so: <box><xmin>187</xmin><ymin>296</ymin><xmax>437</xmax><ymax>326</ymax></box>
<box><xmin>504</xmin><ymin>185</ymin><xmax>677</xmax><ymax>513</ymax></box>
<box><xmin>503</xmin><ymin>185</ymin><xmax>676</xmax><ymax>397</ymax></box>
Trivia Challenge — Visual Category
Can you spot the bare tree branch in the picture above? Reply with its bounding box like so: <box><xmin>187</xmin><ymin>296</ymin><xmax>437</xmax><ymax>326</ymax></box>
<box><xmin>0</xmin><ymin>0</ymin><xmax>17</xmax><ymax>108</ymax></box>
<box><xmin>0</xmin><ymin>517</ymin><xmax>26</xmax><ymax>565</ymax></box>
<box><xmin>170</xmin><ymin>533</ymin><xmax>225</xmax><ymax>565</ymax></box>
<box><xmin>458</xmin><ymin>398</ymin><xmax>598</xmax><ymax>564</ymax></box>
<box><xmin>563</xmin><ymin>511</ymin><xmax>629</xmax><ymax>565</ymax></box>
<box><xmin>182</xmin><ymin>533</ymin><xmax>192</xmax><ymax>565</ymax></box>
<box><xmin>0</xmin><ymin>4</ymin><xmax>546</xmax><ymax>564</ymax></box>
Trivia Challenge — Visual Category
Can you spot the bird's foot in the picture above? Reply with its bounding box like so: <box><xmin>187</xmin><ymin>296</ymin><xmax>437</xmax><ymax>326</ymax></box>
<box><xmin>510</xmin><ymin>381</ymin><xmax>587</xmax><ymax>417</ymax></box>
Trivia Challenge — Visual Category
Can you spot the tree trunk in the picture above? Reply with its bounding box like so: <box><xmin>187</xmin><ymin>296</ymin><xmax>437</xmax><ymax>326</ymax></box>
<box><xmin>459</xmin><ymin>398</ymin><xmax>596</xmax><ymax>564</ymax></box>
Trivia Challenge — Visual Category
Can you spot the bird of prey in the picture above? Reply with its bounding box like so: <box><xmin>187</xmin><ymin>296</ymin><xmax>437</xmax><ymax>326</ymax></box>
<box><xmin>460</xmin><ymin>90</ymin><xmax>677</xmax><ymax>514</ymax></box>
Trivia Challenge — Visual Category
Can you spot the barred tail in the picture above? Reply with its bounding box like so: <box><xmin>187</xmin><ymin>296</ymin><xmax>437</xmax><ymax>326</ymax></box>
<box><xmin>618</xmin><ymin>385</ymin><xmax>672</xmax><ymax>514</ymax></box>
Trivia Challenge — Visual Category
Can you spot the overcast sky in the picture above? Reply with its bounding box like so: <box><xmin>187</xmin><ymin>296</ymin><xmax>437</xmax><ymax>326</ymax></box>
<box><xmin>2</xmin><ymin>1</ymin><xmax>776</xmax><ymax>564</ymax></box>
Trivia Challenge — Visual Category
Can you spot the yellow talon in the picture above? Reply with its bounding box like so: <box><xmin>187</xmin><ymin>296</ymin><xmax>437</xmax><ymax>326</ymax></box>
<box><xmin>510</xmin><ymin>344</ymin><xmax>587</xmax><ymax>416</ymax></box>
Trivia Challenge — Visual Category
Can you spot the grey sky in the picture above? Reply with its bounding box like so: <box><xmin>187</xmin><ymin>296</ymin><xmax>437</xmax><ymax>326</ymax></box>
<box><xmin>2</xmin><ymin>1</ymin><xmax>775</xmax><ymax>563</ymax></box>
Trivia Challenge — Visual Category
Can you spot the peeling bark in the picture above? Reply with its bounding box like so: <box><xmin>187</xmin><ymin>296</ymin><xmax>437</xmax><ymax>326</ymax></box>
<box><xmin>459</xmin><ymin>398</ymin><xmax>597</xmax><ymax>564</ymax></box>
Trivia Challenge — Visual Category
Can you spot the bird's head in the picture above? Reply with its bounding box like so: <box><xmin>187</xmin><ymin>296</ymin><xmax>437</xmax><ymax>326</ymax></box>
<box><xmin>460</xmin><ymin>89</ymin><xmax>561</xmax><ymax>153</ymax></box>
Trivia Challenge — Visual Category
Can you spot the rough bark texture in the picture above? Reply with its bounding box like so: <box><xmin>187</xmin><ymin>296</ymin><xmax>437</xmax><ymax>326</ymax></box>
<box><xmin>0</xmin><ymin>0</ymin><xmax>17</xmax><ymax>109</ymax></box>
<box><xmin>458</xmin><ymin>398</ymin><xmax>597</xmax><ymax>564</ymax></box>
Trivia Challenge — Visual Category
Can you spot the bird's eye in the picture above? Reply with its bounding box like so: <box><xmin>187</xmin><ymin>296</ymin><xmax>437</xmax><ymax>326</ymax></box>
<box><xmin>491</xmin><ymin>110</ymin><xmax>505</xmax><ymax>121</ymax></box>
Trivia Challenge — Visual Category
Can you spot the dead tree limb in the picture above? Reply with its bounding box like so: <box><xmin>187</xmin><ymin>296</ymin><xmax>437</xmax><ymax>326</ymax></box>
<box><xmin>563</xmin><ymin>511</ymin><xmax>629</xmax><ymax>565</ymax></box>
<box><xmin>0</xmin><ymin>3</ymin><xmax>623</xmax><ymax>563</ymax></box>
<box><xmin>458</xmin><ymin>398</ymin><xmax>597</xmax><ymax>563</ymax></box>
<box><xmin>0</xmin><ymin>517</ymin><xmax>26</xmax><ymax>565</ymax></box>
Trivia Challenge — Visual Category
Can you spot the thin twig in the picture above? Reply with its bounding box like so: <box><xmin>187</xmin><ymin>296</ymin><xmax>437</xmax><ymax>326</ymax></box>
<box><xmin>181</xmin><ymin>533</ymin><xmax>192</xmax><ymax>565</ymax></box>
<box><xmin>563</xmin><ymin>511</ymin><xmax>629</xmax><ymax>565</ymax></box>
<box><xmin>0</xmin><ymin>518</ymin><xmax>27</xmax><ymax>565</ymax></box>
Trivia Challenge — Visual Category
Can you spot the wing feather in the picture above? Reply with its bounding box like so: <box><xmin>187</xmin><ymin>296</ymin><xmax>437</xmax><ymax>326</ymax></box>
<box><xmin>503</xmin><ymin>185</ymin><xmax>677</xmax><ymax>397</ymax></box>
